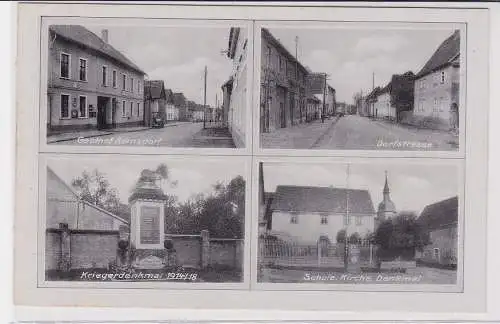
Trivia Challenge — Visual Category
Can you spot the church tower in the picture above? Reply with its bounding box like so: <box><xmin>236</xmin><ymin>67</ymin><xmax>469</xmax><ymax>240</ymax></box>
<box><xmin>376</xmin><ymin>171</ymin><xmax>397</xmax><ymax>226</ymax></box>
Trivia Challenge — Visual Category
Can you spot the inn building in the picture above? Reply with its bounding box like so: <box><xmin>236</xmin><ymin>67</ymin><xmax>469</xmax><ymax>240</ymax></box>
<box><xmin>47</xmin><ymin>25</ymin><xmax>146</xmax><ymax>135</ymax></box>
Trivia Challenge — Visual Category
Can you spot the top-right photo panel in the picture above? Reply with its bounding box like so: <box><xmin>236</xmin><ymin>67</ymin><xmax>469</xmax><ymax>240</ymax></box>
<box><xmin>259</xmin><ymin>25</ymin><xmax>463</xmax><ymax>151</ymax></box>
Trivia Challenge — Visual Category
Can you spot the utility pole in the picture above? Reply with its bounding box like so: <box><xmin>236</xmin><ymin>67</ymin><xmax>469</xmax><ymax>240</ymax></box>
<box><xmin>344</xmin><ymin>163</ymin><xmax>350</xmax><ymax>272</ymax></box>
<box><xmin>322</xmin><ymin>73</ymin><xmax>327</xmax><ymax>123</ymax></box>
<box><xmin>203</xmin><ymin>66</ymin><xmax>207</xmax><ymax>129</ymax></box>
<box><xmin>295</xmin><ymin>35</ymin><xmax>301</xmax><ymax>124</ymax></box>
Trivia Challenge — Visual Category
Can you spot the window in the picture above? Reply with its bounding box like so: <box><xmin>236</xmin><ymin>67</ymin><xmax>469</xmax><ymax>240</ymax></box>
<box><xmin>78</xmin><ymin>58</ymin><xmax>87</xmax><ymax>81</ymax></box>
<box><xmin>131</xmin><ymin>77</ymin><xmax>134</xmax><ymax>92</ymax></box>
<box><xmin>433</xmin><ymin>248</ymin><xmax>440</xmax><ymax>260</ymax></box>
<box><xmin>441</xmin><ymin>71</ymin><xmax>445</xmax><ymax>84</ymax></box>
<box><xmin>279</xmin><ymin>55</ymin><xmax>283</xmax><ymax>70</ymax></box>
<box><xmin>122</xmin><ymin>74</ymin><xmax>127</xmax><ymax>90</ymax></box>
<box><xmin>320</xmin><ymin>215</ymin><xmax>328</xmax><ymax>225</ymax></box>
<box><xmin>433</xmin><ymin>98</ymin><xmax>439</xmax><ymax>112</ymax></box>
<box><xmin>122</xmin><ymin>100</ymin><xmax>126</xmax><ymax>117</ymax></box>
<box><xmin>343</xmin><ymin>214</ymin><xmax>350</xmax><ymax>226</ymax></box>
<box><xmin>112</xmin><ymin>70</ymin><xmax>117</xmax><ymax>88</ymax></box>
<box><xmin>140</xmin><ymin>206</ymin><xmax>161</xmax><ymax>244</ymax></box>
<box><xmin>420</xmin><ymin>79</ymin><xmax>426</xmax><ymax>89</ymax></box>
<box><xmin>79</xmin><ymin>96</ymin><xmax>87</xmax><ymax>118</ymax></box>
<box><xmin>60</xmin><ymin>53</ymin><xmax>70</xmax><ymax>79</ymax></box>
<box><xmin>290</xmin><ymin>214</ymin><xmax>298</xmax><ymax>224</ymax></box>
<box><xmin>138</xmin><ymin>81</ymin><xmax>141</xmax><ymax>94</ymax></box>
<box><xmin>136</xmin><ymin>103</ymin><xmax>140</xmax><ymax>116</ymax></box>
<box><xmin>356</xmin><ymin>216</ymin><xmax>362</xmax><ymax>226</ymax></box>
<box><xmin>101</xmin><ymin>66</ymin><xmax>108</xmax><ymax>86</ymax></box>
<box><xmin>130</xmin><ymin>102</ymin><xmax>133</xmax><ymax>117</ymax></box>
<box><xmin>60</xmin><ymin>94</ymin><xmax>69</xmax><ymax>118</ymax></box>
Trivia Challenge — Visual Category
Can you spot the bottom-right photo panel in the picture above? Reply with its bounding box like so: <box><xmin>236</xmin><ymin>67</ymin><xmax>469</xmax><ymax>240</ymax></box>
<box><xmin>256</xmin><ymin>159</ymin><xmax>463</xmax><ymax>291</ymax></box>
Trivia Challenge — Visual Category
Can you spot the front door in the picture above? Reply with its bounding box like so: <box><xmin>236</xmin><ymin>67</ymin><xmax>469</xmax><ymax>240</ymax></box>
<box><xmin>97</xmin><ymin>96</ymin><xmax>108</xmax><ymax>130</ymax></box>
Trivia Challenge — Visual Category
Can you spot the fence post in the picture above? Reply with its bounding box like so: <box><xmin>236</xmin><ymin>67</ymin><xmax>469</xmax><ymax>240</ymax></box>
<box><xmin>201</xmin><ymin>230</ymin><xmax>210</xmax><ymax>269</ymax></box>
<box><xmin>59</xmin><ymin>223</ymin><xmax>71</xmax><ymax>272</ymax></box>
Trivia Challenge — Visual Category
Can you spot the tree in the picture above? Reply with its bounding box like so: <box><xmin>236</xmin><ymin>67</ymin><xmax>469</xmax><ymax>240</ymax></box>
<box><xmin>134</xmin><ymin>163</ymin><xmax>178</xmax><ymax>191</ymax></box>
<box><xmin>348</xmin><ymin>232</ymin><xmax>361</xmax><ymax>244</ymax></box>
<box><xmin>373</xmin><ymin>211</ymin><xmax>430</xmax><ymax>261</ymax></box>
<box><xmin>336</xmin><ymin>229</ymin><xmax>347</xmax><ymax>243</ymax></box>
<box><xmin>71</xmin><ymin>169</ymin><xmax>122</xmax><ymax>211</ymax></box>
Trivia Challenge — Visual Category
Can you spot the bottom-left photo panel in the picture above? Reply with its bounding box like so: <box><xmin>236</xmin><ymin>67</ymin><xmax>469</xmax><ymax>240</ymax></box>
<box><xmin>37</xmin><ymin>154</ymin><xmax>251</xmax><ymax>289</ymax></box>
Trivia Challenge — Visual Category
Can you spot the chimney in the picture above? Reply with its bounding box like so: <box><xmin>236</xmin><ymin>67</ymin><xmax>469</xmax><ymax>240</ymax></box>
<box><xmin>101</xmin><ymin>29</ymin><xmax>109</xmax><ymax>43</ymax></box>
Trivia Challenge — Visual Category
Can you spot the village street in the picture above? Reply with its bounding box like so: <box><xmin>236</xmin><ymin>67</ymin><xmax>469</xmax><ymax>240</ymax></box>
<box><xmin>261</xmin><ymin>115</ymin><xmax>458</xmax><ymax>151</ymax></box>
<box><xmin>50</xmin><ymin>121</ymin><xmax>236</xmax><ymax>148</ymax></box>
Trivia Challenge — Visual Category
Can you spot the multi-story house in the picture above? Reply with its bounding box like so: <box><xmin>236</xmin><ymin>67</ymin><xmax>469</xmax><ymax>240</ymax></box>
<box><xmin>372</xmin><ymin>84</ymin><xmax>394</xmax><ymax>120</ymax></box>
<box><xmin>369</xmin><ymin>72</ymin><xmax>415</xmax><ymax>121</ymax></box>
<box><xmin>165</xmin><ymin>89</ymin><xmax>179</xmax><ymax>122</ymax></box>
<box><xmin>265</xmin><ymin>185</ymin><xmax>376</xmax><ymax>245</ymax></box>
<box><xmin>47</xmin><ymin>25</ymin><xmax>146</xmax><ymax>134</ymax></box>
<box><xmin>144</xmin><ymin>80</ymin><xmax>167</xmax><ymax>126</ymax></box>
<box><xmin>413</xmin><ymin>30</ymin><xmax>460</xmax><ymax>130</ymax></box>
<box><xmin>260</xmin><ymin>28</ymin><xmax>309</xmax><ymax>133</ymax></box>
<box><xmin>416</xmin><ymin>196</ymin><xmax>458</xmax><ymax>267</ymax></box>
<box><xmin>173</xmin><ymin>92</ymin><xmax>188</xmax><ymax>121</ymax></box>
<box><xmin>221</xmin><ymin>27</ymin><xmax>248</xmax><ymax>148</ymax></box>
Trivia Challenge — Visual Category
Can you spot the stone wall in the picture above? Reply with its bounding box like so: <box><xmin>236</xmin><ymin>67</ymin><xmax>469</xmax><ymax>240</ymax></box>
<box><xmin>46</xmin><ymin>224</ymin><xmax>243</xmax><ymax>273</ymax></box>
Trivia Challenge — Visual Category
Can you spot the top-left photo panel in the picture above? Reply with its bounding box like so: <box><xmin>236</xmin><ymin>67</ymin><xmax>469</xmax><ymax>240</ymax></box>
<box><xmin>40</xmin><ymin>19</ymin><xmax>252</xmax><ymax>151</ymax></box>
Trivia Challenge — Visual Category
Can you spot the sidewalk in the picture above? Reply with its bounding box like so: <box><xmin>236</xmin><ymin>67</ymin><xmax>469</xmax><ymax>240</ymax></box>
<box><xmin>260</xmin><ymin>117</ymin><xmax>340</xmax><ymax>149</ymax></box>
<box><xmin>190</xmin><ymin>126</ymin><xmax>236</xmax><ymax>148</ymax></box>
<box><xmin>47</xmin><ymin>121</ymin><xmax>188</xmax><ymax>144</ymax></box>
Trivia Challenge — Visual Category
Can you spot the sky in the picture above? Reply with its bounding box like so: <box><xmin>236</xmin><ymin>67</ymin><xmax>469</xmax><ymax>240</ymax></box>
<box><xmin>48</xmin><ymin>157</ymin><xmax>245</xmax><ymax>204</ymax></box>
<box><xmin>86</xmin><ymin>25</ymin><xmax>237</xmax><ymax>108</ymax></box>
<box><xmin>262</xmin><ymin>162</ymin><xmax>459</xmax><ymax>215</ymax></box>
<box><xmin>268</xmin><ymin>27</ymin><xmax>458</xmax><ymax>104</ymax></box>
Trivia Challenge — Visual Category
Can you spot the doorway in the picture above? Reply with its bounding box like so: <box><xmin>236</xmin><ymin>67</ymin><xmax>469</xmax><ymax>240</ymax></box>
<box><xmin>97</xmin><ymin>96</ymin><xmax>110</xmax><ymax>129</ymax></box>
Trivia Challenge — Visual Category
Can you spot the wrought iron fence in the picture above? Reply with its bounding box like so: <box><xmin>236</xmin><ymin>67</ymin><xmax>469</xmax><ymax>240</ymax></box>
<box><xmin>258</xmin><ymin>238</ymin><xmax>376</xmax><ymax>268</ymax></box>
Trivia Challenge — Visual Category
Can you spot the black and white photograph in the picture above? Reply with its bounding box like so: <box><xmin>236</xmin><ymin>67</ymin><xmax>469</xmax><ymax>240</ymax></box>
<box><xmin>257</xmin><ymin>161</ymin><xmax>460</xmax><ymax>286</ymax></box>
<box><xmin>259</xmin><ymin>25</ymin><xmax>462</xmax><ymax>151</ymax></box>
<box><xmin>45</xmin><ymin>22</ymin><xmax>249</xmax><ymax>148</ymax></box>
<box><xmin>43</xmin><ymin>157</ymin><xmax>246</xmax><ymax>283</ymax></box>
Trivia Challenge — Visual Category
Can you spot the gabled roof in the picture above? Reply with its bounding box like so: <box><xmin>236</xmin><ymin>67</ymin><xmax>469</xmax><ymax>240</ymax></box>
<box><xmin>261</xmin><ymin>28</ymin><xmax>309</xmax><ymax>75</ymax></box>
<box><xmin>270</xmin><ymin>185</ymin><xmax>375</xmax><ymax>215</ymax></box>
<box><xmin>418</xmin><ymin>196</ymin><xmax>458</xmax><ymax>230</ymax></box>
<box><xmin>144</xmin><ymin>80</ymin><xmax>165</xmax><ymax>100</ymax></box>
<box><xmin>47</xmin><ymin>167</ymin><xmax>129</xmax><ymax>225</ymax></box>
<box><xmin>416</xmin><ymin>30</ymin><xmax>460</xmax><ymax>79</ymax></box>
<box><xmin>50</xmin><ymin>25</ymin><xmax>146</xmax><ymax>75</ymax></box>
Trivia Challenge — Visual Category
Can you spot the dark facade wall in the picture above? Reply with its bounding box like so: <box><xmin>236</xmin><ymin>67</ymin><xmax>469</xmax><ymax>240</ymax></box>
<box><xmin>210</xmin><ymin>239</ymin><xmax>243</xmax><ymax>270</ymax></box>
<box><xmin>45</xmin><ymin>231</ymin><xmax>62</xmax><ymax>271</ymax></box>
<box><xmin>70</xmin><ymin>232</ymin><xmax>119</xmax><ymax>269</ymax></box>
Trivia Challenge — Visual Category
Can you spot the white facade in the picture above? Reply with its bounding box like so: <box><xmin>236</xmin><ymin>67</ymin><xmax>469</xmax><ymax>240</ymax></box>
<box><xmin>373</xmin><ymin>92</ymin><xmax>396</xmax><ymax>119</ymax></box>
<box><xmin>227</xmin><ymin>28</ymin><xmax>248</xmax><ymax>148</ymax></box>
<box><xmin>165</xmin><ymin>103</ymin><xmax>179</xmax><ymax>121</ymax></box>
<box><xmin>193</xmin><ymin>110</ymin><xmax>204</xmax><ymax>122</ymax></box>
<box><xmin>271</xmin><ymin>210</ymin><xmax>375</xmax><ymax>245</ymax></box>
<box><xmin>413</xmin><ymin>64</ymin><xmax>459</xmax><ymax>123</ymax></box>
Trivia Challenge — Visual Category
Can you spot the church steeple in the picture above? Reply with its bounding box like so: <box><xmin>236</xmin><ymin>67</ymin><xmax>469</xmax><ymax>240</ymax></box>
<box><xmin>383</xmin><ymin>170</ymin><xmax>390</xmax><ymax>194</ymax></box>
<box><xmin>377</xmin><ymin>171</ymin><xmax>397</xmax><ymax>226</ymax></box>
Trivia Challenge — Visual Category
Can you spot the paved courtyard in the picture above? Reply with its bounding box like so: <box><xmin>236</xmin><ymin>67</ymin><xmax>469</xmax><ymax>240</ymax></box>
<box><xmin>261</xmin><ymin>115</ymin><xmax>459</xmax><ymax>151</ymax></box>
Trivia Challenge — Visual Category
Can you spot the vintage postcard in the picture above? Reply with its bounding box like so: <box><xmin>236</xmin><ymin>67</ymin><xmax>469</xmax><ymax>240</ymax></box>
<box><xmin>39</xmin><ymin>154</ymin><xmax>250</xmax><ymax>288</ymax></box>
<box><xmin>257</xmin><ymin>23</ymin><xmax>465</xmax><ymax>152</ymax></box>
<box><xmin>41</xmin><ymin>20</ymin><xmax>252</xmax><ymax>149</ymax></box>
<box><xmin>15</xmin><ymin>1</ymin><xmax>489</xmax><ymax>315</ymax></box>
<box><xmin>256</xmin><ymin>160</ymin><xmax>462</xmax><ymax>291</ymax></box>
